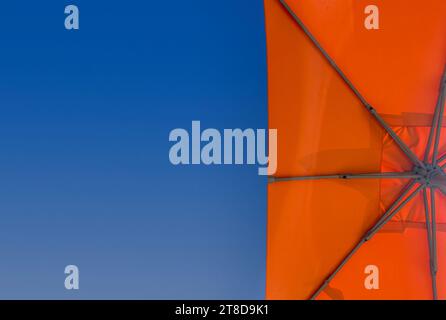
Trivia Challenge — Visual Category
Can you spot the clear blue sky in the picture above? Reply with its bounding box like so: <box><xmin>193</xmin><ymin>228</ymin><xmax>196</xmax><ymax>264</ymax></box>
<box><xmin>0</xmin><ymin>1</ymin><xmax>267</xmax><ymax>298</ymax></box>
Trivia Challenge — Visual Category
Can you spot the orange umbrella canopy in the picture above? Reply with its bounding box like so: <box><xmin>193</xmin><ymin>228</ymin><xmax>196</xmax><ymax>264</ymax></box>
<box><xmin>265</xmin><ymin>0</ymin><xmax>446</xmax><ymax>300</ymax></box>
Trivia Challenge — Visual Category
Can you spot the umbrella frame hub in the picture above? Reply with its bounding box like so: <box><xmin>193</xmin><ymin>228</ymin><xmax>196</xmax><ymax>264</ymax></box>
<box><xmin>414</xmin><ymin>164</ymin><xmax>445</xmax><ymax>188</ymax></box>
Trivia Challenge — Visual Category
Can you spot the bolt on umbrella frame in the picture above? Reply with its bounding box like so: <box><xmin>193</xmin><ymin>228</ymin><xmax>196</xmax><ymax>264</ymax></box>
<box><xmin>270</xmin><ymin>0</ymin><xmax>446</xmax><ymax>300</ymax></box>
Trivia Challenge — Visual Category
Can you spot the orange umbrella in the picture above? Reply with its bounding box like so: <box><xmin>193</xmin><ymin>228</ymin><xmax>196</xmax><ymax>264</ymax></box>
<box><xmin>264</xmin><ymin>0</ymin><xmax>446</xmax><ymax>299</ymax></box>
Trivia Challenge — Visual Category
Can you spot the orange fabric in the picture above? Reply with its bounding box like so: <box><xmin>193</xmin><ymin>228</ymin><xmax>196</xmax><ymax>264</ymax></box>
<box><xmin>317</xmin><ymin>190</ymin><xmax>446</xmax><ymax>300</ymax></box>
<box><xmin>267</xmin><ymin>179</ymin><xmax>383</xmax><ymax>299</ymax></box>
<box><xmin>265</xmin><ymin>0</ymin><xmax>446</xmax><ymax>300</ymax></box>
<box><xmin>265</xmin><ymin>0</ymin><xmax>386</xmax><ymax>178</ymax></box>
<box><xmin>282</xmin><ymin>0</ymin><xmax>446</xmax><ymax>118</ymax></box>
<box><xmin>316</xmin><ymin>229</ymin><xmax>435</xmax><ymax>300</ymax></box>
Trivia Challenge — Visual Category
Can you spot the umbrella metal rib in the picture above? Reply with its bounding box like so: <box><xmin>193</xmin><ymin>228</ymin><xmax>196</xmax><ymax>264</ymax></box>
<box><xmin>432</xmin><ymin>71</ymin><xmax>446</xmax><ymax>166</ymax></box>
<box><xmin>425</xmin><ymin>67</ymin><xmax>446</xmax><ymax>163</ymax></box>
<box><xmin>425</xmin><ymin>189</ymin><xmax>439</xmax><ymax>300</ymax></box>
<box><xmin>366</xmin><ymin>180</ymin><xmax>417</xmax><ymax>238</ymax></box>
<box><xmin>430</xmin><ymin>189</ymin><xmax>439</xmax><ymax>283</ymax></box>
<box><xmin>279</xmin><ymin>0</ymin><xmax>425</xmax><ymax>170</ymax></box>
<box><xmin>269</xmin><ymin>172</ymin><xmax>420</xmax><ymax>183</ymax></box>
<box><xmin>438</xmin><ymin>153</ymin><xmax>446</xmax><ymax>165</ymax></box>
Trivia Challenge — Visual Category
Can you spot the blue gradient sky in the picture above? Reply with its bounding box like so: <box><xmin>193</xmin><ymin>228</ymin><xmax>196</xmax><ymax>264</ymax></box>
<box><xmin>0</xmin><ymin>1</ymin><xmax>267</xmax><ymax>298</ymax></box>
